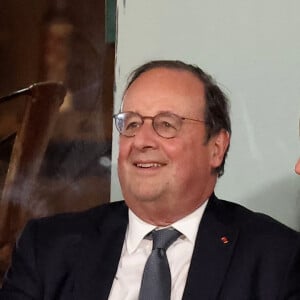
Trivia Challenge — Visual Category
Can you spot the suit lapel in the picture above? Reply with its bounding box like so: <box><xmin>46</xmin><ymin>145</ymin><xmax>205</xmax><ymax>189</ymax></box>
<box><xmin>182</xmin><ymin>195</ymin><xmax>239</xmax><ymax>299</ymax></box>
<box><xmin>69</xmin><ymin>196</ymin><xmax>238</xmax><ymax>299</ymax></box>
<box><xmin>73</xmin><ymin>202</ymin><xmax>128</xmax><ymax>300</ymax></box>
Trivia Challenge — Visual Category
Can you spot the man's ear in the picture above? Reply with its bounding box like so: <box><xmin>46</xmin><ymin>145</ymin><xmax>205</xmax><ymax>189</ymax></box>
<box><xmin>209</xmin><ymin>130</ymin><xmax>230</xmax><ymax>168</ymax></box>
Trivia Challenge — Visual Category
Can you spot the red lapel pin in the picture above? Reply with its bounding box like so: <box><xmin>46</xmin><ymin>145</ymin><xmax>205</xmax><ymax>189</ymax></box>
<box><xmin>221</xmin><ymin>236</ymin><xmax>229</xmax><ymax>244</ymax></box>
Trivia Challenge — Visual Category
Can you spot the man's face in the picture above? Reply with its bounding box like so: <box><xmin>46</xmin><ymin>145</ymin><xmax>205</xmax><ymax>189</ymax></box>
<box><xmin>117</xmin><ymin>67</ymin><xmax>229</xmax><ymax>225</ymax></box>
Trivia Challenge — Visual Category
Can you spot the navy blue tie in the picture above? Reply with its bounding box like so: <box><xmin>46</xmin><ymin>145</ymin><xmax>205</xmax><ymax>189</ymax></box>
<box><xmin>139</xmin><ymin>228</ymin><xmax>181</xmax><ymax>300</ymax></box>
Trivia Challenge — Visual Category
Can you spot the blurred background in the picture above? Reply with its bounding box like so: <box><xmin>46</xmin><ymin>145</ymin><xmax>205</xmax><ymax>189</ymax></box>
<box><xmin>0</xmin><ymin>0</ymin><xmax>115</xmax><ymax>280</ymax></box>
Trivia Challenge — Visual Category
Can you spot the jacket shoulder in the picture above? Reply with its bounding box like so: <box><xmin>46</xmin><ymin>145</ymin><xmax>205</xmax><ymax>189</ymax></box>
<box><xmin>212</xmin><ymin>196</ymin><xmax>300</xmax><ymax>242</ymax></box>
<box><xmin>23</xmin><ymin>200</ymin><xmax>128</xmax><ymax>238</ymax></box>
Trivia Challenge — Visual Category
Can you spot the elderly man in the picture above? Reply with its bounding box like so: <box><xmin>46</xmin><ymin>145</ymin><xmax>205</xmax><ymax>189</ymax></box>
<box><xmin>1</xmin><ymin>60</ymin><xmax>300</xmax><ymax>300</ymax></box>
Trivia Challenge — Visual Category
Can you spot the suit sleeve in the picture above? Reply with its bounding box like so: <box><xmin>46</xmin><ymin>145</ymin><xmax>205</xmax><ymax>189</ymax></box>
<box><xmin>0</xmin><ymin>220</ymin><xmax>42</xmax><ymax>299</ymax></box>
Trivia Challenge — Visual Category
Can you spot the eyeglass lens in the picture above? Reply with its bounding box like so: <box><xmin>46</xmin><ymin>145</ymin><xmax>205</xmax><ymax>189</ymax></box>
<box><xmin>114</xmin><ymin>112</ymin><xmax>183</xmax><ymax>138</ymax></box>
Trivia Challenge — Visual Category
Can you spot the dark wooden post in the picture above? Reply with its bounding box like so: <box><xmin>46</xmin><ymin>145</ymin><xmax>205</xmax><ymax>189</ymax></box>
<box><xmin>0</xmin><ymin>82</ymin><xmax>66</xmax><ymax>279</ymax></box>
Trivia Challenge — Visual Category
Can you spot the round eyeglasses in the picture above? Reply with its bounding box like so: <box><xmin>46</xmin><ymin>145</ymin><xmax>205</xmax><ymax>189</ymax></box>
<box><xmin>113</xmin><ymin>111</ymin><xmax>206</xmax><ymax>139</ymax></box>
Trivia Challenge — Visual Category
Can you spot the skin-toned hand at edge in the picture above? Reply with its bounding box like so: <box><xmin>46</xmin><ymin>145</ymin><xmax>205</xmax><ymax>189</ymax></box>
<box><xmin>295</xmin><ymin>158</ymin><xmax>300</xmax><ymax>174</ymax></box>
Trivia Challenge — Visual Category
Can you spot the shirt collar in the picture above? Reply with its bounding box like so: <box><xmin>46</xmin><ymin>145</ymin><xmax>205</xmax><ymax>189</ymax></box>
<box><xmin>126</xmin><ymin>200</ymin><xmax>208</xmax><ymax>254</ymax></box>
<box><xmin>126</xmin><ymin>210</ymin><xmax>156</xmax><ymax>254</ymax></box>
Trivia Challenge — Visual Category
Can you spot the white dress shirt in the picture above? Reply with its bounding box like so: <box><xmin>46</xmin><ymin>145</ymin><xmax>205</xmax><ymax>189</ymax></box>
<box><xmin>108</xmin><ymin>200</ymin><xmax>208</xmax><ymax>300</ymax></box>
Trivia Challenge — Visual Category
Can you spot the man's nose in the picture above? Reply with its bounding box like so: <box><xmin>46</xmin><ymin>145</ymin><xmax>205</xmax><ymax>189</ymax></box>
<box><xmin>132</xmin><ymin>120</ymin><xmax>159</xmax><ymax>149</ymax></box>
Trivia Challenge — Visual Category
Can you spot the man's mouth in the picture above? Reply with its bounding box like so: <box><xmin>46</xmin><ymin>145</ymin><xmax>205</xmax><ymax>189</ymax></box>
<box><xmin>135</xmin><ymin>163</ymin><xmax>163</xmax><ymax>168</ymax></box>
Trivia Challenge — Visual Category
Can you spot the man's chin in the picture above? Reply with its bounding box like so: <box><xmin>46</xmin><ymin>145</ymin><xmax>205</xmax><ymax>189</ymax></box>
<box><xmin>130</xmin><ymin>192</ymin><xmax>161</xmax><ymax>203</ymax></box>
<box><xmin>124</xmin><ymin>187</ymin><xmax>165</xmax><ymax>203</ymax></box>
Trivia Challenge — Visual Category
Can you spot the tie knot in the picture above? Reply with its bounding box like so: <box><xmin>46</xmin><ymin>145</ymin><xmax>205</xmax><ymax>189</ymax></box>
<box><xmin>151</xmin><ymin>228</ymin><xmax>181</xmax><ymax>250</ymax></box>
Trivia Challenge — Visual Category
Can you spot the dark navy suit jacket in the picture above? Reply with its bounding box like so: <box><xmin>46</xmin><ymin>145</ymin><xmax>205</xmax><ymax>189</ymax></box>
<box><xmin>1</xmin><ymin>194</ymin><xmax>300</xmax><ymax>299</ymax></box>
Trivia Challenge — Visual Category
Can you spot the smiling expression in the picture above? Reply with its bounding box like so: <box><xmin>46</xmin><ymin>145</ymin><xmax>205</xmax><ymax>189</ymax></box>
<box><xmin>117</xmin><ymin>67</ymin><xmax>229</xmax><ymax>225</ymax></box>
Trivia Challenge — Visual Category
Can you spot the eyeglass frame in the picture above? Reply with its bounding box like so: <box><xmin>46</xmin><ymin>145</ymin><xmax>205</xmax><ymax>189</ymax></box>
<box><xmin>113</xmin><ymin>111</ymin><xmax>206</xmax><ymax>139</ymax></box>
